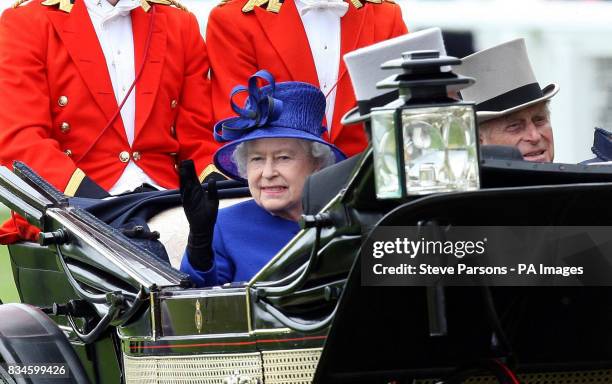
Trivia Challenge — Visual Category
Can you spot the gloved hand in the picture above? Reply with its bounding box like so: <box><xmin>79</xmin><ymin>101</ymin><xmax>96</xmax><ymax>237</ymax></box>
<box><xmin>179</xmin><ymin>160</ymin><xmax>219</xmax><ymax>272</ymax></box>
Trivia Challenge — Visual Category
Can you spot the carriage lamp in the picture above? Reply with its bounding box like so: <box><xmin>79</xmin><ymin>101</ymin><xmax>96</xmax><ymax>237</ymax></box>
<box><xmin>370</xmin><ymin>50</ymin><xmax>479</xmax><ymax>199</ymax></box>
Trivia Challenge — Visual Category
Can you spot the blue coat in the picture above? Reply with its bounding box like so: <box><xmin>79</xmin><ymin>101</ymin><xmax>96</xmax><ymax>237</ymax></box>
<box><xmin>180</xmin><ymin>199</ymin><xmax>300</xmax><ymax>287</ymax></box>
<box><xmin>582</xmin><ymin>127</ymin><xmax>612</xmax><ymax>164</ymax></box>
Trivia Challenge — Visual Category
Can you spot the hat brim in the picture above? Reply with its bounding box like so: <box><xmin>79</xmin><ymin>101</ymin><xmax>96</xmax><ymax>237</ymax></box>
<box><xmin>340</xmin><ymin>106</ymin><xmax>370</xmax><ymax>126</ymax></box>
<box><xmin>213</xmin><ymin>126</ymin><xmax>347</xmax><ymax>182</ymax></box>
<box><xmin>477</xmin><ymin>83</ymin><xmax>559</xmax><ymax>123</ymax></box>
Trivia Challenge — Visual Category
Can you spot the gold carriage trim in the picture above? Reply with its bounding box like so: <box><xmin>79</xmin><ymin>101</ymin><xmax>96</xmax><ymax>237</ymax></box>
<box><xmin>123</xmin><ymin>348</ymin><xmax>323</xmax><ymax>383</ymax></box>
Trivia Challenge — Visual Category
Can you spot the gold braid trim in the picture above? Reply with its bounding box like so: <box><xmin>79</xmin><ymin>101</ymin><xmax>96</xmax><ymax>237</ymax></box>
<box><xmin>39</xmin><ymin>0</ymin><xmax>186</xmax><ymax>13</ymax></box>
<box><xmin>167</xmin><ymin>0</ymin><xmax>188</xmax><ymax>11</ymax></box>
<box><xmin>266</xmin><ymin>0</ymin><xmax>281</xmax><ymax>13</ymax></box>
<box><xmin>139</xmin><ymin>0</ymin><xmax>151</xmax><ymax>12</ymax></box>
<box><xmin>41</xmin><ymin>0</ymin><xmax>73</xmax><ymax>12</ymax></box>
<box><xmin>240</xmin><ymin>0</ymin><xmax>388</xmax><ymax>13</ymax></box>
<box><xmin>240</xmin><ymin>0</ymin><xmax>385</xmax><ymax>13</ymax></box>
<box><xmin>148</xmin><ymin>0</ymin><xmax>188</xmax><ymax>11</ymax></box>
<box><xmin>349</xmin><ymin>0</ymin><xmax>363</xmax><ymax>8</ymax></box>
<box><xmin>240</xmin><ymin>0</ymin><xmax>283</xmax><ymax>13</ymax></box>
<box><xmin>241</xmin><ymin>0</ymin><xmax>268</xmax><ymax>13</ymax></box>
<box><xmin>64</xmin><ymin>168</ymin><xmax>86</xmax><ymax>197</ymax></box>
<box><xmin>12</xmin><ymin>0</ymin><xmax>32</xmax><ymax>8</ymax></box>
<box><xmin>198</xmin><ymin>164</ymin><xmax>228</xmax><ymax>183</ymax></box>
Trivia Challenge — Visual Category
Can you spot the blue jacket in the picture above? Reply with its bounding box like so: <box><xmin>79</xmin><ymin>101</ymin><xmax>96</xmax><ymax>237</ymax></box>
<box><xmin>582</xmin><ymin>127</ymin><xmax>612</xmax><ymax>164</ymax></box>
<box><xmin>180</xmin><ymin>199</ymin><xmax>300</xmax><ymax>287</ymax></box>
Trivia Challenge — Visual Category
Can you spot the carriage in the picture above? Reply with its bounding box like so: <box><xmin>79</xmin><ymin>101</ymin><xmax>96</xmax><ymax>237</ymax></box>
<box><xmin>3</xmin><ymin>51</ymin><xmax>612</xmax><ymax>384</ymax></box>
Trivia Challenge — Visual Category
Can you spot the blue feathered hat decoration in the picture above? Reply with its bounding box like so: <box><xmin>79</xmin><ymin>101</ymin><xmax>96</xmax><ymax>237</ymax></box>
<box><xmin>213</xmin><ymin>70</ymin><xmax>346</xmax><ymax>181</ymax></box>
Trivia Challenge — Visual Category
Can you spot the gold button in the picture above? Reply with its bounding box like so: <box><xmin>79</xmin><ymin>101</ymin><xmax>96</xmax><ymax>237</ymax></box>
<box><xmin>169</xmin><ymin>152</ymin><xmax>177</xmax><ymax>157</ymax></box>
<box><xmin>132</xmin><ymin>151</ymin><xmax>141</xmax><ymax>161</ymax></box>
<box><xmin>60</xmin><ymin>122</ymin><xmax>70</xmax><ymax>133</ymax></box>
<box><xmin>174</xmin><ymin>163</ymin><xmax>179</xmax><ymax>172</ymax></box>
<box><xmin>64</xmin><ymin>149</ymin><xmax>72</xmax><ymax>157</ymax></box>
<box><xmin>58</xmin><ymin>96</ymin><xmax>68</xmax><ymax>107</ymax></box>
<box><xmin>170</xmin><ymin>126</ymin><xmax>176</xmax><ymax>136</ymax></box>
<box><xmin>171</xmin><ymin>99</ymin><xmax>178</xmax><ymax>109</ymax></box>
<box><xmin>119</xmin><ymin>151</ymin><xmax>130</xmax><ymax>163</ymax></box>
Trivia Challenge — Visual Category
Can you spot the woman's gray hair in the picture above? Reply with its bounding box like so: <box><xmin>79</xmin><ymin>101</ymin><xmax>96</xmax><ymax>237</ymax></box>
<box><xmin>232</xmin><ymin>139</ymin><xmax>336</xmax><ymax>178</ymax></box>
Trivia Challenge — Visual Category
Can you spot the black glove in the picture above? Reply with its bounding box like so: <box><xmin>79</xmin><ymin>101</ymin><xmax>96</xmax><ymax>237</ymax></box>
<box><xmin>179</xmin><ymin>160</ymin><xmax>219</xmax><ymax>271</ymax></box>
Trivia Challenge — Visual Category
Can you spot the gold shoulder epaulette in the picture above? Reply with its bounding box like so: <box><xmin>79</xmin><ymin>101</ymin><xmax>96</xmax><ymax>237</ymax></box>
<box><xmin>41</xmin><ymin>0</ymin><xmax>186</xmax><ymax>13</ymax></box>
<box><xmin>241</xmin><ymin>0</ymin><xmax>281</xmax><ymax>13</ymax></box>
<box><xmin>41</xmin><ymin>0</ymin><xmax>73</xmax><ymax>12</ymax></box>
<box><xmin>240</xmin><ymin>0</ymin><xmax>388</xmax><ymax>13</ymax></box>
<box><xmin>146</xmin><ymin>0</ymin><xmax>188</xmax><ymax>11</ymax></box>
<box><xmin>12</xmin><ymin>0</ymin><xmax>32</xmax><ymax>8</ymax></box>
<box><xmin>351</xmin><ymin>0</ymin><xmax>396</xmax><ymax>8</ymax></box>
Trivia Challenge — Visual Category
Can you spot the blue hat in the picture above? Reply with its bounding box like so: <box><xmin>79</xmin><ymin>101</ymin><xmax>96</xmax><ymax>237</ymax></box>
<box><xmin>213</xmin><ymin>70</ymin><xmax>346</xmax><ymax>181</ymax></box>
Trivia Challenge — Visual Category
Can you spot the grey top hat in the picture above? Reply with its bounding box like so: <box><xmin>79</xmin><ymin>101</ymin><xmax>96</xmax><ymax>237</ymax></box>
<box><xmin>341</xmin><ymin>28</ymin><xmax>447</xmax><ymax>125</ymax></box>
<box><xmin>454</xmin><ymin>38</ymin><xmax>559</xmax><ymax>123</ymax></box>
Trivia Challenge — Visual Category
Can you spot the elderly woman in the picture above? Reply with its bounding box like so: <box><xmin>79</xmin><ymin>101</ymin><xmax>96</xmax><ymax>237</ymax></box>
<box><xmin>180</xmin><ymin>71</ymin><xmax>346</xmax><ymax>287</ymax></box>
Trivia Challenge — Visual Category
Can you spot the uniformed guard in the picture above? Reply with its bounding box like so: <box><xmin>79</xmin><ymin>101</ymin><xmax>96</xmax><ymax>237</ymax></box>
<box><xmin>0</xmin><ymin>0</ymin><xmax>218</xmax><ymax>243</ymax></box>
<box><xmin>206</xmin><ymin>0</ymin><xmax>408</xmax><ymax>159</ymax></box>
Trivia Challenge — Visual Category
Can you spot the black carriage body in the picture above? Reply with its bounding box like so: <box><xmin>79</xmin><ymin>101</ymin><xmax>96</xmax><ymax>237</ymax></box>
<box><xmin>2</xmin><ymin>154</ymin><xmax>612</xmax><ymax>383</ymax></box>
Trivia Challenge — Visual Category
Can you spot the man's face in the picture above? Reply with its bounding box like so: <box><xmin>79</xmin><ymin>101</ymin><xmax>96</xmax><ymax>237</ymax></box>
<box><xmin>479</xmin><ymin>102</ymin><xmax>554</xmax><ymax>162</ymax></box>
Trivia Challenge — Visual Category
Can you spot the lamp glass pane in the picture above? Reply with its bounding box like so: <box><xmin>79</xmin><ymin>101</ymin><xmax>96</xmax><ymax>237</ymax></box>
<box><xmin>371</xmin><ymin>109</ymin><xmax>401</xmax><ymax>199</ymax></box>
<box><xmin>401</xmin><ymin>105</ymin><xmax>479</xmax><ymax>195</ymax></box>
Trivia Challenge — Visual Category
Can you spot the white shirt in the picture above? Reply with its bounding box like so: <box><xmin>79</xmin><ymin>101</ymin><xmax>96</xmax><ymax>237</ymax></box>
<box><xmin>294</xmin><ymin>0</ymin><xmax>343</xmax><ymax>132</ymax></box>
<box><xmin>84</xmin><ymin>0</ymin><xmax>162</xmax><ymax>195</ymax></box>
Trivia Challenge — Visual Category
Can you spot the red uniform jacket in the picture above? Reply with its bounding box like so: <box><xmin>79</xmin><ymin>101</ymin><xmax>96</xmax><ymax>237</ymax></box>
<box><xmin>0</xmin><ymin>0</ymin><xmax>216</xmax><ymax>191</ymax></box>
<box><xmin>207</xmin><ymin>0</ymin><xmax>408</xmax><ymax>158</ymax></box>
<box><xmin>0</xmin><ymin>0</ymin><xmax>217</xmax><ymax>243</ymax></box>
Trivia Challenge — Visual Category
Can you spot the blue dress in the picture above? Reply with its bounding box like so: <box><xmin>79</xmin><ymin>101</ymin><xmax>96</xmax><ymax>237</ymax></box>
<box><xmin>180</xmin><ymin>199</ymin><xmax>301</xmax><ymax>287</ymax></box>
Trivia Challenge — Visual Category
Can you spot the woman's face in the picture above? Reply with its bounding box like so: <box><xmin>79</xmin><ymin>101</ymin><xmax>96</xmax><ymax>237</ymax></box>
<box><xmin>246</xmin><ymin>138</ymin><xmax>320</xmax><ymax>222</ymax></box>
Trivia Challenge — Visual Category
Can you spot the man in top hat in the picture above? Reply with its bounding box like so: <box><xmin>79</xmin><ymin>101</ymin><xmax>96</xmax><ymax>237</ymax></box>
<box><xmin>453</xmin><ymin>38</ymin><xmax>559</xmax><ymax>163</ymax></box>
<box><xmin>0</xmin><ymin>0</ymin><xmax>218</xmax><ymax>242</ymax></box>
<box><xmin>206</xmin><ymin>0</ymin><xmax>408</xmax><ymax>159</ymax></box>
